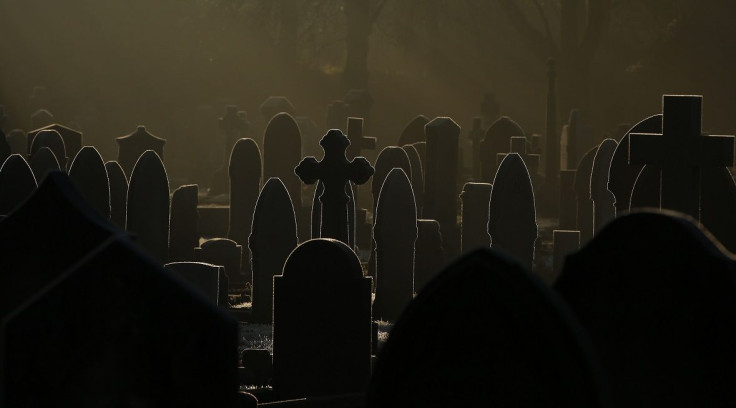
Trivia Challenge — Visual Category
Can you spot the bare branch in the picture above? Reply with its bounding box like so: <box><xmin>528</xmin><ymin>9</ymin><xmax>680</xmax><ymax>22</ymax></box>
<box><xmin>531</xmin><ymin>0</ymin><xmax>557</xmax><ymax>51</ymax></box>
<box><xmin>579</xmin><ymin>0</ymin><xmax>613</xmax><ymax>62</ymax></box>
<box><xmin>497</xmin><ymin>0</ymin><xmax>558</xmax><ymax>61</ymax></box>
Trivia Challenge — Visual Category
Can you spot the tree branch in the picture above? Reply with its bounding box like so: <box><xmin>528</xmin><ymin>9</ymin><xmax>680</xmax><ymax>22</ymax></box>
<box><xmin>579</xmin><ymin>0</ymin><xmax>613</xmax><ymax>63</ymax></box>
<box><xmin>531</xmin><ymin>0</ymin><xmax>557</xmax><ymax>53</ymax></box>
<box><xmin>497</xmin><ymin>0</ymin><xmax>557</xmax><ymax>61</ymax></box>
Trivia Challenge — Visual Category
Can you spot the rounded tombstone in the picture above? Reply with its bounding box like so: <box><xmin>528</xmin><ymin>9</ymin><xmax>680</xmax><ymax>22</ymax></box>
<box><xmin>68</xmin><ymin>146</ymin><xmax>111</xmax><ymax>218</ymax></box>
<box><xmin>29</xmin><ymin>146</ymin><xmax>60</xmax><ymax>184</ymax></box>
<box><xmin>0</xmin><ymin>154</ymin><xmax>37</xmax><ymax>215</ymax></box>
<box><xmin>30</xmin><ymin>129</ymin><xmax>67</xmax><ymax>169</ymax></box>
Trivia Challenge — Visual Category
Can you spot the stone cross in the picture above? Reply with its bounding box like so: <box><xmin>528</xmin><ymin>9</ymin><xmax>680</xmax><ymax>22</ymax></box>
<box><xmin>345</xmin><ymin>117</ymin><xmax>376</xmax><ymax>160</ymax></box>
<box><xmin>294</xmin><ymin>129</ymin><xmax>374</xmax><ymax>245</ymax></box>
<box><xmin>629</xmin><ymin>95</ymin><xmax>734</xmax><ymax>219</ymax></box>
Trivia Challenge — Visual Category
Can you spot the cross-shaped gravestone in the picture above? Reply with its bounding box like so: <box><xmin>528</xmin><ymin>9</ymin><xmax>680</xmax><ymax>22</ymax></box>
<box><xmin>629</xmin><ymin>95</ymin><xmax>734</xmax><ymax>219</ymax></box>
<box><xmin>468</xmin><ymin>117</ymin><xmax>484</xmax><ymax>180</ymax></box>
<box><xmin>294</xmin><ymin>130</ymin><xmax>374</xmax><ymax>245</ymax></box>
<box><xmin>345</xmin><ymin>117</ymin><xmax>376</xmax><ymax>160</ymax></box>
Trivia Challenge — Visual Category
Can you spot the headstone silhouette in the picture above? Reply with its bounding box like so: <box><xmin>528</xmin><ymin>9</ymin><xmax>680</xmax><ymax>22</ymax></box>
<box><xmin>607</xmin><ymin>115</ymin><xmax>662</xmax><ymax>214</ymax></box>
<box><xmin>164</xmin><ymin>261</ymin><xmax>221</xmax><ymax>305</ymax></box>
<box><xmin>629</xmin><ymin>95</ymin><xmax>734</xmax><ymax>219</ymax></box>
<box><xmin>228</xmin><ymin>138</ymin><xmax>262</xmax><ymax>274</ymax></box>
<box><xmin>479</xmin><ymin>116</ymin><xmax>525</xmax><ymax>183</ymax></box>
<box><xmin>126</xmin><ymin>150</ymin><xmax>170</xmax><ymax>262</ymax></box>
<box><xmin>273</xmin><ymin>239</ymin><xmax>372</xmax><ymax>399</ymax></box>
<box><xmin>295</xmin><ymin>129</ymin><xmax>374</xmax><ymax>245</ymax></box>
<box><xmin>556</xmin><ymin>211</ymin><xmax>736</xmax><ymax>407</ymax></box>
<box><xmin>259</xmin><ymin>96</ymin><xmax>296</xmax><ymax>123</ymax></box>
<box><xmin>397</xmin><ymin>115</ymin><xmax>429</xmax><ymax>146</ymax></box>
<box><xmin>249</xmin><ymin>178</ymin><xmax>298</xmax><ymax>324</ymax></box>
<box><xmin>402</xmin><ymin>144</ymin><xmax>424</xmax><ymax>212</ymax></box>
<box><xmin>116</xmin><ymin>126</ymin><xmax>166</xmax><ymax>176</ymax></box>
<box><xmin>29</xmin><ymin>146</ymin><xmax>60</xmax><ymax>183</ymax></box>
<box><xmin>414</xmin><ymin>219</ymin><xmax>445</xmax><ymax>293</ymax></box>
<box><xmin>30</xmin><ymin>129</ymin><xmax>67</xmax><ymax>169</ymax></box>
<box><xmin>2</xmin><ymin>237</ymin><xmax>238</xmax><ymax>406</ymax></box>
<box><xmin>0</xmin><ymin>154</ymin><xmax>37</xmax><ymax>215</ymax></box>
<box><xmin>27</xmin><ymin>124</ymin><xmax>82</xmax><ymax>160</ymax></box>
<box><xmin>0</xmin><ymin>172</ymin><xmax>120</xmax><ymax>321</ymax></box>
<box><xmin>194</xmin><ymin>238</ymin><xmax>242</xmax><ymax>305</ymax></box>
<box><xmin>497</xmin><ymin>136</ymin><xmax>541</xmax><ymax>182</ymax></box>
<box><xmin>68</xmin><ymin>146</ymin><xmax>110</xmax><ymax>218</ymax></box>
<box><xmin>574</xmin><ymin>146</ymin><xmax>598</xmax><ymax>244</ymax></box>
<box><xmin>367</xmin><ymin>248</ymin><xmax>610</xmax><ymax>407</ymax></box>
<box><xmin>488</xmin><ymin>153</ymin><xmax>538</xmax><ymax>269</ymax></box>
<box><xmin>105</xmin><ymin>161</ymin><xmax>128</xmax><ymax>228</ymax></box>
<box><xmin>263</xmin><ymin>112</ymin><xmax>302</xmax><ymax>213</ymax></box>
<box><xmin>461</xmin><ymin>182</ymin><xmax>492</xmax><ymax>253</ymax></box>
<box><xmin>169</xmin><ymin>184</ymin><xmax>199</xmax><ymax>262</ymax></box>
<box><xmin>371</xmin><ymin>146</ymin><xmax>411</xmax><ymax>219</ymax></box>
<box><xmin>373</xmin><ymin>168</ymin><xmax>417</xmax><ymax>321</ymax></box>
<box><xmin>590</xmin><ymin>139</ymin><xmax>617</xmax><ymax>233</ymax></box>
<box><xmin>424</xmin><ymin>117</ymin><xmax>461</xmax><ymax>257</ymax></box>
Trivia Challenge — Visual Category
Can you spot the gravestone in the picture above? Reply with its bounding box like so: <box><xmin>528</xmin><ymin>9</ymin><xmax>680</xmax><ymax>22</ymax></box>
<box><xmin>169</xmin><ymin>184</ymin><xmax>199</xmax><ymax>262</ymax></box>
<box><xmin>608</xmin><ymin>115</ymin><xmax>662</xmax><ymax>214</ymax></box>
<box><xmin>30</xmin><ymin>129</ymin><xmax>67</xmax><ymax>169</ymax></box>
<box><xmin>164</xmin><ymin>261</ymin><xmax>221</xmax><ymax>305</ymax></box>
<box><xmin>460</xmin><ymin>182</ymin><xmax>492</xmax><ymax>253</ymax></box>
<box><xmin>590</xmin><ymin>139</ymin><xmax>617</xmax><ymax>233</ymax></box>
<box><xmin>411</xmin><ymin>141</ymin><xmax>427</xmax><ymax>178</ymax></box>
<box><xmin>30</xmin><ymin>108</ymin><xmax>54</xmax><ymax>129</ymax></box>
<box><xmin>296</xmin><ymin>116</ymin><xmax>320</xmax><ymax>158</ymax></box>
<box><xmin>700</xmin><ymin>167</ymin><xmax>736</xmax><ymax>253</ymax></box>
<box><xmin>397</xmin><ymin>115</ymin><xmax>429</xmax><ymax>146</ymax></box>
<box><xmin>629</xmin><ymin>166</ymin><xmax>660</xmax><ymax>210</ymax></box>
<box><xmin>105</xmin><ymin>161</ymin><xmax>128</xmax><ymax>228</ymax></box>
<box><xmin>194</xmin><ymin>238</ymin><xmax>242</xmax><ymax>304</ymax></box>
<box><xmin>2</xmin><ymin>237</ymin><xmax>238</xmax><ymax>406</ymax></box>
<box><xmin>552</xmin><ymin>230</ymin><xmax>579</xmax><ymax>280</ymax></box>
<box><xmin>488</xmin><ymin>153</ymin><xmax>537</xmax><ymax>270</ymax></box>
<box><xmin>0</xmin><ymin>154</ymin><xmax>37</xmax><ymax>215</ymax></box>
<box><xmin>249</xmin><ymin>178</ymin><xmax>298</xmax><ymax>324</ymax></box>
<box><xmin>263</xmin><ymin>112</ymin><xmax>302</xmax><ymax>215</ymax></box>
<box><xmin>497</xmin><ymin>136</ymin><xmax>541</xmax><ymax>180</ymax></box>
<box><xmin>367</xmin><ymin>248</ymin><xmax>610</xmax><ymax>407</ymax></box>
<box><xmin>295</xmin><ymin>129</ymin><xmax>374</xmax><ymax>245</ymax></box>
<box><xmin>373</xmin><ymin>168</ymin><xmax>417</xmax><ymax>321</ymax></box>
<box><xmin>402</xmin><ymin>144</ymin><xmax>424</xmax><ymax>212</ymax></box>
<box><xmin>126</xmin><ymin>150</ymin><xmax>170</xmax><ymax>262</ymax></box>
<box><xmin>116</xmin><ymin>125</ymin><xmax>166</xmax><ymax>176</ymax></box>
<box><xmin>345</xmin><ymin>117</ymin><xmax>376</xmax><ymax>161</ymax></box>
<box><xmin>629</xmin><ymin>95</ymin><xmax>734</xmax><ymax>219</ymax></box>
<box><xmin>346</xmin><ymin>182</ymin><xmax>357</xmax><ymax>250</ymax></box>
<box><xmin>371</xmin><ymin>146</ymin><xmax>411</xmax><ymax>218</ymax></box>
<box><xmin>28</xmin><ymin>124</ymin><xmax>82</xmax><ymax>160</ymax></box>
<box><xmin>556</xmin><ymin>211</ymin><xmax>736</xmax><ymax>407</ymax></box>
<box><xmin>0</xmin><ymin>172</ymin><xmax>119</xmax><ymax>321</ymax></box>
<box><xmin>29</xmin><ymin>146</ymin><xmax>60</xmax><ymax>183</ymax></box>
<box><xmin>6</xmin><ymin>129</ymin><xmax>27</xmax><ymax>154</ymax></box>
<box><xmin>574</xmin><ymin>146</ymin><xmax>598</xmax><ymax>244</ymax></box>
<box><xmin>467</xmin><ymin>116</ymin><xmax>484</xmax><ymax>180</ymax></box>
<box><xmin>260</xmin><ymin>96</ymin><xmax>296</xmax><ymax>124</ymax></box>
<box><xmin>68</xmin><ymin>146</ymin><xmax>110</xmax><ymax>218</ymax></box>
<box><xmin>559</xmin><ymin>169</ymin><xmax>577</xmax><ymax>229</ymax></box>
<box><xmin>414</xmin><ymin>219</ymin><xmax>445</xmax><ymax>293</ymax></box>
<box><xmin>326</xmin><ymin>100</ymin><xmax>349</xmax><ymax>131</ymax></box>
<box><xmin>424</xmin><ymin>117</ymin><xmax>461</xmax><ymax>257</ymax></box>
<box><xmin>273</xmin><ymin>239</ymin><xmax>372</xmax><ymax>399</ymax></box>
<box><xmin>479</xmin><ymin>116</ymin><xmax>525</xmax><ymax>183</ymax></box>
<box><xmin>228</xmin><ymin>138</ymin><xmax>262</xmax><ymax>275</ymax></box>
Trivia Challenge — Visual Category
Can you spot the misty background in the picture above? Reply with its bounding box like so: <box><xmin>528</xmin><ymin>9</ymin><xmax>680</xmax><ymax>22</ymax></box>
<box><xmin>1</xmin><ymin>0</ymin><xmax>734</xmax><ymax>185</ymax></box>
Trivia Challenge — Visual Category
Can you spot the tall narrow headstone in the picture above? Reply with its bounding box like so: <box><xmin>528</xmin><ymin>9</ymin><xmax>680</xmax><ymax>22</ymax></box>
<box><xmin>402</xmin><ymin>144</ymin><xmax>424</xmax><ymax>212</ymax></box>
<box><xmin>367</xmin><ymin>248</ymin><xmax>610</xmax><ymax>407</ymax></box>
<box><xmin>556</xmin><ymin>211</ymin><xmax>736</xmax><ymax>407</ymax></box>
<box><xmin>397</xmin><ymin>115</ymin><xmax>429</xmax><ymax>146</ymax></box>
<box><xmin>414</xmin><ymin>219</ymin><xmax>445</xmax><ymax>293</ymax></box>
<box><xmin>489</xmin><ymin>154</ymin><xmax>537</xmax><ymax>270</ymax></box>
<box><xmin>273</xmin><ymin>239</ymin><xmax>372</xmax><ymax>399</ymax></box>
<box><xmin>29</xmin><ymin>146</ymin><xmax>60</xmax><ymax>183</ymax></box>
<box><xmin>228</xmin><ymin>138</ymin><xmax>262</xmax><ymax>272</ymax></box>
<box><xmin>105</xmin><ymin>161</ymin><xmax>128</xmax><ymax>228</ymax></box>
<box><xmin>373</xmin><ymin>168</ymin><xmax>417</xmax><ymax>321</ymax></box>
<box><xmin>574</xmin><ymin>147</ymin><xmax>598</xmax><ymax>244</ymax></box>
<box><xmin>263</xmin><ymin>112</ymin><xmax>302</xmax><ymax>213</ymax></box>
<box><xmin>608</xmin><ymin>114</ymin><xmax>662</xmax><ymax>214</ymax></box>
<box><xmin>461</xmin><ymin>182</ymin><xmax>492</xmax><ymax>253</ymax></box>
<box><xmin>169</xmin><ymin>184</ymin><xmax>199</xmax><ymax>262</ymax></box>
<box><xmin>371</xmin><ymin>146</ymin><xmax>411</xmax><ymax>217</ymax></box>
<box><xmin>0</xmin><ymin>154</ymin><xmax>37</xmax><ymax>215</ymax></box>
<box><xmin>590</xmin><ymin>139</ymin><xmax>618</xmax><ymax>233</ymax></box>
<box><xmin>424</xmin><ymin>117</ymin><xmax>461</xmax><ymax>257</ymax></box>
<box><xmin>2</xmin><ymin>237</ymin><xmax>238</xmax><ymax>406</ymax></box>
<box><xmin>295</xmin><ymin>130</ymin><xmax>374</xmax><ymax>245</ymax></box>
<box><xmin>479</xmin><ymin>116</ymin><xmax>525</xmax><ymax>183</ymax></box>
<box><xmin>249</xmin><ymin>178</ymin><xmax>298</xmax><ymax>324</ymax></box>
<box><xmin>126</xmin><ymin>150</ymin><xmax>170</xmax><ymax>262</ymax></box>
<box><xmin>68</xmin><ymin>146</ymin><xmax>110</xmax><ymax>219</ymax></box>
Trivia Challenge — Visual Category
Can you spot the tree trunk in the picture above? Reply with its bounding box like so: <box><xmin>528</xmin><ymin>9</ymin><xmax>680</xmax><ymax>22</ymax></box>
<box><xmin>341</xmin><ymin>0</ymin><xmax>372</xmax><ymax>92</ymax></box>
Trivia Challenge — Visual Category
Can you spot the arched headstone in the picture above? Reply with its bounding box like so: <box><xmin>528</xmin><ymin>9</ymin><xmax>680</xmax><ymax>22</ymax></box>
<box><xmin>169</xmin><ymin>184</ymin><xmax>199</xmax><ymax>262</ymax></box>
<box><xmin>29</xmin><ymin>146</ymin><xmax>60</xmax><ymax>183</ymax></box>
<box><xmin>68</xmin><ymin>146</ymin><xmax>110</xmax><ymax>218</ymax></box>
<box><xmin>0</xmin><ymin>154</ymin><xmax>37</xmax><ymax>215</ymax></box>
<box><xmin>105</xmin><ymin>161</ymin><xmax>128</xmax><ymax>228</ymax></box>
<box><xmin>126</xmin><ymin>150</ymin><xmax>170</xmax><ymax>262</ymax></box>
